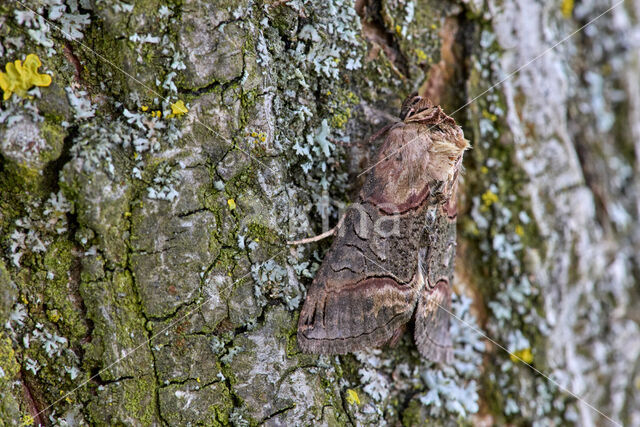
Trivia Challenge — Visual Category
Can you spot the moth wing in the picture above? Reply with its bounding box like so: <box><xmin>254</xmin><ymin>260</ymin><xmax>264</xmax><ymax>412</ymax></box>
<box><xmin>297</xmin><ymin>274</ymin><xmax>420</xmax><ymax>354</ymax></box>
<box><xmin>297</xmin><ymin>203</ymin><xmax>423</xmax><ymax>354</ymax></box>
<box><xmin>414</xmin><ymin>279</ymin><xmax>453</xmax><ymax>363</ymax></box>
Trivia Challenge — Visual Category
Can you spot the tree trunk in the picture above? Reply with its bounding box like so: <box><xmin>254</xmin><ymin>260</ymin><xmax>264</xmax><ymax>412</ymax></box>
<box><xmin>1</xmin><ymin>0</ymin><xmax>638</xmax><ymax>425</ymax></box>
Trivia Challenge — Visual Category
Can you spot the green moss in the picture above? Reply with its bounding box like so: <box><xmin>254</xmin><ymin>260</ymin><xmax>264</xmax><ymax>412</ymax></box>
<box><xmin>0</xmin><ymin>159</ymin><xmax>48</xmax><ymax>199</ymax></box>
<box><xmin>85</xmin><ymin>0</ymin><xmax>167</xmax><ymax>102</ymax></box>
<box><xmin>326</xmin><ymin>88</ymin><xmax>358</xmax><ymax>129</ymax></box>
<box><xmin>269</xmin><ymin>5</ymin><xmax>299</xmax><ymax>38</ymax></box>
<box><xmin>123</xmin><ymin>375</ymin><xmax>157</xmax><ymax>425</ymax></box>
<box><xmin>85</xmin><ymin>375</ymin><xmax>157</xmax><ymax>425</ymax></box>
<box><xmin>80</xmin><ymin>270</ymin><xmax>154</xmax><ymax>382</ymax></box>
<box><xmin>38</xmin><ymin>121</ymin><xmax>65</xmax><ymax>163</ymax></box>
<box><xmin>0</xmin><ymin>334</ymin><xmax>21</xmax><ymax>422</ymax></box>
<box><xmin>331</xmin><ymin>109</ymin><xmax>349</xmax><ymax>129</ymax></box>
<box><xmin>42</xmin><ymin>239</ymin><xmax>89</xmax><ymax>341</ymax></box>
<box><xmin>214</xmin><ymin>248</ymin><xmax>242</xmax><ymax>275</ymax></box>
<box><xmin>246</xmin><ymin>222</ymin><xmax>279</xmax><ymax>246</ymax></box>
<box><xmin>223</xmin><ymin>161</ymin><xmax>257</xmax><ymax>196</ymax></box>
<box><xmin>284</xmin><ymin>319</ymin><xmax>302</xmax><ymax>358</ymax></box>
<box><xmin>0</xmin><ymin>334</ymin><xmax>20</xmax><ymax>386</ymax></box>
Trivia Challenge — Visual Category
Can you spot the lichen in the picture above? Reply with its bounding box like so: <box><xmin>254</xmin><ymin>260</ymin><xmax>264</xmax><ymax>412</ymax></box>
<box><xmin>0</xmin><ymin>53</ymin><xmax>52</xmax><ymax>100</ymax></box>
<box><xmin>1</xmin><ymin>0</ymin><xmax>635</xmax><ymax>425</ymax></box>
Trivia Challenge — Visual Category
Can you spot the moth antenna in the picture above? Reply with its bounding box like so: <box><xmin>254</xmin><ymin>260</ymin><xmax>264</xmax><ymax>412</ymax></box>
<box><xmin>287</xmin><ymin>214</ymin><xmax>346</xmax><ymax>245</ymax></box>
<box><xmin>366</xmin><ymin>122</ymin><xmax>399</xmax><ymax>146</ymax></box>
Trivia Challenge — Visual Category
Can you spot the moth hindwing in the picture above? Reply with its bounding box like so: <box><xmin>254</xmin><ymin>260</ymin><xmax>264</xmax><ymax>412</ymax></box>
<box><xmin>297</xmin><ymin>95</ymin><xmax>468</xmax><ymax>363</ymax></box>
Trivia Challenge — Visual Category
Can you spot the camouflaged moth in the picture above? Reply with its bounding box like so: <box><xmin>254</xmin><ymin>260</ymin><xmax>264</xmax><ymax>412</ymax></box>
<box><xmin>296</xmin><ymin>95</ymin><xmax>469</xmax><ymax>363</ymax></box>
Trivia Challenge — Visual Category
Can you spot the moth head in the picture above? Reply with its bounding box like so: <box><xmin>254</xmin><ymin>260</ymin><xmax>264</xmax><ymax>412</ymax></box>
<box><xmin>361</xmin><ymin>96</ymin><xmax>469</xmax><ymax>212</ymax></box>
<box><xmin>399</xmin><ymin>93</ymin><xmax>433</xmax><ymax>121</ymax></box>
<box><xmin>399</xmin><ymin>95</ymin><xmax>469</xmax><ymax>182</ymax></box>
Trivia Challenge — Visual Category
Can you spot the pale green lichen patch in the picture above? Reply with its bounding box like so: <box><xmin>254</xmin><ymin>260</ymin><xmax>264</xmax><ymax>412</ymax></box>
<box><xmin>461</xmin><ymin>22</ymin><xmax>567</xmax><ymax>424</ymax></box>
<box><xmin>151</xmin><ymin>329</ymin><xmax>224</xmax><ymax>385</ymax></box>
<box><xmin>61</xmin><ymin>145</ymin><xmax>133</xmax><ymax>266</ymax></box>
<box><xmin>0</xmin><ymin>261</ymin><xmax>18</xmax><ymax>326</ymax></box>
<box><xmin>159</xmin><ymin>379</ymin><xmax>232</xmax><ymax>426</ymax></box>
<box><xmin>80</xmin><ymin>271</ymin><xmax>154</xmax><ymax>381</ymax></box>
<box><xmin>225</xmin><ymin>306</ymin><xmax>348</xmax><ymax>424</ymax></box>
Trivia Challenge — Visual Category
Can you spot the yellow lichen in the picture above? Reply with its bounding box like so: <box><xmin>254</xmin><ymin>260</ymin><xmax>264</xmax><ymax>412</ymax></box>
<box><xmin>167</xmin><ymin>100</ymin><xmax>188</xmax><ymax>118</ymax></box>
<box><xmin>0</xmin><ymin>54</ymin><xmax>52</xmax><ymax>101</ymax></box>
<box><xmin>510</xmin><ymin>348</ymin><xmax>533</xmax><ymax>364</ymax></box>
<box><xmin>345</xmin><ymin>389</ymin><xmax>360</xmax><ymax>406</ymax></box>
<box><xmin>561</xmin><ymin>0</ymin><xmax>574</xmax><ymax>19</ymax></box>
<box><xmin>59</xmin><ymin>390</ymin><xmax>73</xmax><ymax>403</ymax></box>
<box><xmin>20</xmin><ymin>414</ymin><xmax>34</xmax><ymax>426</ymax></box>
<box><xmin>482</xmin><ymin>109</ymin><xmax>498</xmax><ymax>122</ymax></box>
<box><xmin>481</xmin><ymin>190</ymin><xmax>499</xmax><ymax>208</ymax></box>
<box><xmin>331</xmin><ymin>110</ymin><xmax>350</xmax><ymax>129</ymax></box>
<box><xmin>247</xmin><ymin>131</ymin><xmax>267</xmax><ymax>144</ymax></box>
<box><xmin>227</xmin><ymin>199</ymin><xmax>236</xmax><ymax>210</ymax></box>
<box><xmin>47</xmin><ymin>309</ymin><xmax>61</xmax><ymax>323</ymax></box>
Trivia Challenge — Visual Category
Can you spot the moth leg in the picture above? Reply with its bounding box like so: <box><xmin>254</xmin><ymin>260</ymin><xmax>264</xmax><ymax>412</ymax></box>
<box><xmin>388</xmin><ymin>323</ymin><xmax>407</xmax><ymax>348</ymax></box>
<box><xmin>287</xmin><ymin>214</ymin><xmax>346</xmax><ymax>245</ymax></box>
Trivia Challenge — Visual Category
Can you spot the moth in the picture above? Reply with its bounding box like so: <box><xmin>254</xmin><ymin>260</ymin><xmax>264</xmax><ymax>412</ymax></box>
<box><xmin>296</xmin><ymin>95</ymin><xmax>469</xmax><ymax>363</ymax></box>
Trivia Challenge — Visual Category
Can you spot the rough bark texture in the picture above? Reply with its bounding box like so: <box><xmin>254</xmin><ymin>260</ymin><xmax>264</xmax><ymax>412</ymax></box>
<box><xmin>0</xmin><ymin>0</ymin><xmax>638</xmax><ymax>425</ymax></box>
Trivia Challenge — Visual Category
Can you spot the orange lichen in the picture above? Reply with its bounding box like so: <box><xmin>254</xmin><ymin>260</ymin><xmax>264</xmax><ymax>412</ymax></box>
<box><xmin>0</xmin><ymin>54</ymin><xmax>52</xmax><ymax>101</ymax></box>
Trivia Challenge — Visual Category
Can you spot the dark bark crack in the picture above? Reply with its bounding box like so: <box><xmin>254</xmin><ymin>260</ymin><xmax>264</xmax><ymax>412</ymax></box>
<box><xmin>260</xmin><ymin>403</ymin><xmax>296</xmax><ymax>424</ymax></box>
<box><xmin>355</xmin><ymin>0</ymin><xmax>409</xmax><ymax>78</ymax></box>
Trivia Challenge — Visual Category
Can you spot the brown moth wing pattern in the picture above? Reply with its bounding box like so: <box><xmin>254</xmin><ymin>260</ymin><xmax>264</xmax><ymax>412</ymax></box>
<box><xmin>298</xmin><ymin>200</ymin><xmax>429</xmax><ymax>354</ymax></box>
<box><xmin>413</xmin><ymin>188</ymin><xmax>458</xmax><ymax>363</ymax></box>
<box><xmin>297</xmin><ymin>96</ymin><xmax>468</xmax><ymax>361</ymax></box>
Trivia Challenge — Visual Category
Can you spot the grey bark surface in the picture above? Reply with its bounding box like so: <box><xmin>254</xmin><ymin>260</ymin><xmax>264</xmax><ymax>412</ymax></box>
<box><xmin>0</xmin><ymin>0</ymin><xmax>639</xmax><ymax>425</ymax></box>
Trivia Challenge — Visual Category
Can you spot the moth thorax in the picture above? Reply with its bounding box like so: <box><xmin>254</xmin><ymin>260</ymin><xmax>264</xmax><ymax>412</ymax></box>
<box><xmin>428</xmin><ymin>136</ymin><xmax>469</xmax><ymax>181</ymax></box>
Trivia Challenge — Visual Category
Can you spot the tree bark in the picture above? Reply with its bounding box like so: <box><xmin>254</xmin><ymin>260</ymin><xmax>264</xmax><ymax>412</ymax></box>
<box><xmin>1</xmin><ymin>0</ymin><xmax>638</xmax><ymax>425</ymax></box>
